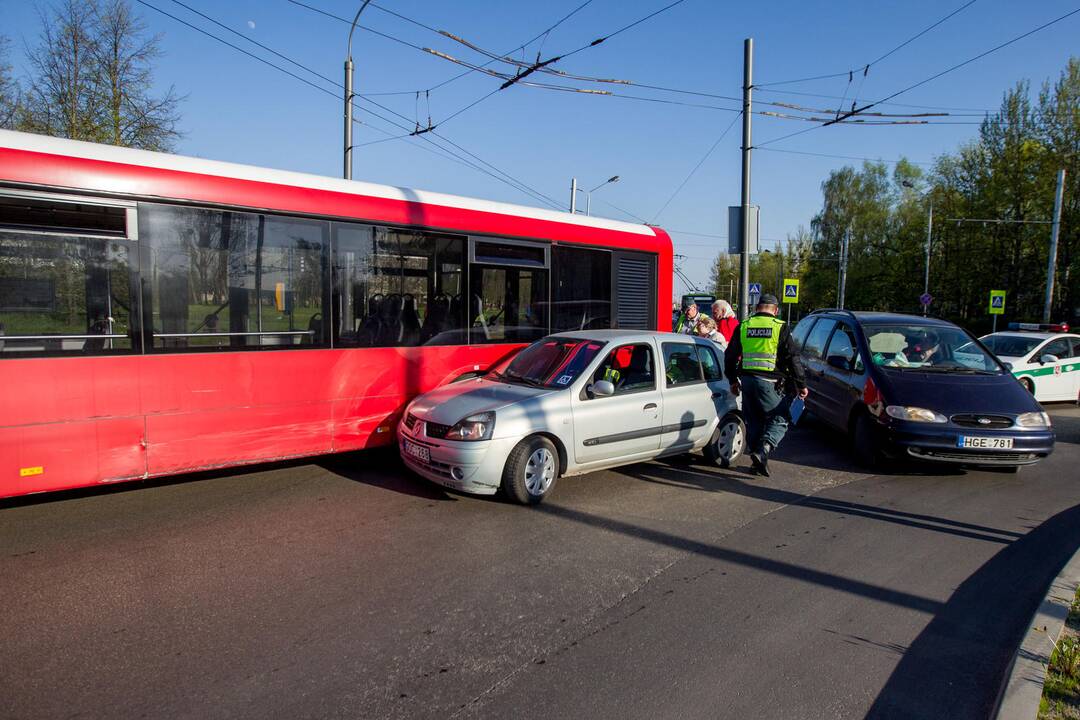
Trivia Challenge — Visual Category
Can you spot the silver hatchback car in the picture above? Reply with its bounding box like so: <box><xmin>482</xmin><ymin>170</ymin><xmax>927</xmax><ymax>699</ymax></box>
<box><xmin>398</xmin><ymin>330</ymin><xmax>745</xmax><ymax>504</ymax></box>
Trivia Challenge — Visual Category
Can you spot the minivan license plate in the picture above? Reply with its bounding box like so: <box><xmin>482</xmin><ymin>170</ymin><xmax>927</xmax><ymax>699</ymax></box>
<box><xmin>404</xmin><ymin>440</ymin><xmax>430</xmax><ymax>464</ymax></box>
<box><xmin>957</xmin><ymin>436</ymin><xmax>1014</xmax><ymax>450</ymax></box>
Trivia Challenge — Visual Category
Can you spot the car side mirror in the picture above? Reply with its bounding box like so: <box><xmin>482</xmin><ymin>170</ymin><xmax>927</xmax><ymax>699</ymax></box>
<box><xmin>1002</xmin><ymin>361</ymin><xmax>1013</xmax><ymax>371</ymax></box>
<box><xmin>591</xmin><ymin>380</ymin><xmax>615</xmax><ymax>398</ymax></box>
<box><xmin>1041</xmin><ymin>354</ymin><xmax>1060</xmax><ymax>365</ymax></box>
<box><xmin>826</xmin><ymin>355</ymin><xmax>850</xmax><ymax>371</ymax></box>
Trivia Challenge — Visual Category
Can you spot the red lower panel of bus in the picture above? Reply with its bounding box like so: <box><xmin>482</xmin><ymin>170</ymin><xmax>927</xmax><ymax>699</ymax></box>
<box><xmin>0</xmin><ymin>345</ymin><xmax>517</xmax><ymax>499</ymax></box>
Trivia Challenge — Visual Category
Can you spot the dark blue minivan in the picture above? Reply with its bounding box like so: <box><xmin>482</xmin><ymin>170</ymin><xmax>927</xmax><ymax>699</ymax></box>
<box><xmin>790</xmin><ymin>310</ymin><xmax>1054</xmax><ymax>470</ymax></box>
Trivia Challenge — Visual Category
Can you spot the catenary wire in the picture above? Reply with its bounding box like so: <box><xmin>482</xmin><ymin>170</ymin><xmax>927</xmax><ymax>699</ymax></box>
<box><xmin>651</xmin><ymin>112</ymin><xmax>742</xmax><ymax>223</ymax></box>
<box><xmin>136</xmin><ymin>0</ymin><xmax>564</xmax><ymax>209</ymax></box>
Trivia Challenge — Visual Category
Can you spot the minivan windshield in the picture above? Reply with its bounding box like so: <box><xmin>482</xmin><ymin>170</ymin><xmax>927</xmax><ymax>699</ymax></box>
<box><xmin>488</xmin><ymin>337</ymin><xmax>607</xmax><ymax>388</ymax></box>
<box><xmin>863</xmin><ymin>324</ymin><xmax>1002</xmax><ymax>374</ymax></box>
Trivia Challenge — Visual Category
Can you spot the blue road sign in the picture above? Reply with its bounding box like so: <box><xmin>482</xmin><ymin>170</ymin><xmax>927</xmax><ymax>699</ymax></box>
<box><xmin>920</xmin><ymin>292</ymin><xmax>933</xmax><ymax>306</ymax></box>
<box><xmin>991</xmin><ymin>294</ymin><xmax>1004</xmax><ymax>308</ymax></box>
<box><xmin>749</xmin><ymin>283</ymin><xmax>762</xmax><ymax>295</ymax></box>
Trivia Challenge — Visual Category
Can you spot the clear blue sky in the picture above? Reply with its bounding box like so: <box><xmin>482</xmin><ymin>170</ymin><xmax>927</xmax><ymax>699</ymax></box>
<box><xmin>4</xmin><ymin>0</ymin><xmax>1078</xmax><ymax>296</ymax></box>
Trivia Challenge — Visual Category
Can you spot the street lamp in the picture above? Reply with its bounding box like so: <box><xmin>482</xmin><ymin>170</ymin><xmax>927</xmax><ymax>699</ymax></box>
<box><xmin>344</xmin><ymin>0</ymin><xmax>373</xmax><ymax>180</ymax></box>
<box><xmin>902</xmin><ymin>179</ymin><xmax>933</xmax><ymax>315</ymax></box>
<box><xmin>575</xmin><ymin>176</ymin><xmax>620</xmax><ymax>216</ymax></box>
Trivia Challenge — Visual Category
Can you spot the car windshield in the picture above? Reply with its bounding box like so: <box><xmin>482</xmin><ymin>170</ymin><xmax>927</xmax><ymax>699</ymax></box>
<box><xmin>488</xmin><ymin>337</ymin><xmax>607</xmax><ymax>388</ymax></box>
<box><xmin>864</xmin><ymin>323</ymin><xmax>1003</xmax><ymax>374</ymax></box>
<box><xmin>979</xmin><ymin>334</ymin><xmax>1045</xmax><ymax>357</ymax></box>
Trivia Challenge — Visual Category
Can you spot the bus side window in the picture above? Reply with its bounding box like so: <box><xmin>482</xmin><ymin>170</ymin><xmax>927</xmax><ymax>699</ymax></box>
<box><xmin>0</xmin><ymin>194</ymin><xmax>137</xmax><ymax>358</ymax></box>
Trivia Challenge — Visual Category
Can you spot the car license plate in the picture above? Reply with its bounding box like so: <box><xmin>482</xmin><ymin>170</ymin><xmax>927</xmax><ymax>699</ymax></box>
<box><xmin>957</xmin><ymin>436</ymin><xmax>1014</xmax><ymax>450</ymax></box>
<box><xmin>403</xmin><ymin>440</ymin><xmax>430</xmax><ymax>464</ymax></box>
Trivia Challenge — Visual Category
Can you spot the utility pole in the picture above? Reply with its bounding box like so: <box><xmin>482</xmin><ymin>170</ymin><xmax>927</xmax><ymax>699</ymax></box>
<box><xmin>738</xmin><ymin>38</ymin><xmax>753</xmax><ymax>321</ymax></box>
<box><xmin>343</xmin><ymin>1</ymin><xmax>372</xmax><ymax>180</ymax></box>
<box><xmin>570</xmin><ymin>177</ymin><xmax>578</xmax><ymax>214</ymax></box>
<box><xmin>838</xmin><ymin>229</ymin><xmax>850</xmax><ymax>310</ymax></box>
<box><xmin>1043</xmin><ymin>168</ymin><xmax>1066</xmax><ymax>323</ymax></box>
<box><xmin>923</xmin><ymin>199</ymin><xmax>932</xmax><ymax>316</ymax></box>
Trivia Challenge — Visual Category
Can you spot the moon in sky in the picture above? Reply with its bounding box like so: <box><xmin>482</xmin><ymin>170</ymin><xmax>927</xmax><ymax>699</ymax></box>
<box><xmin>247</xmin><ymin>20</ymin><xmax>256</xmax><ymax>29</ymax></box>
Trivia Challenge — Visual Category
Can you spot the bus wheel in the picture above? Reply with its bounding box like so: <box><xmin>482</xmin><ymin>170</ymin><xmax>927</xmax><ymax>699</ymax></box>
<box><xmin>705</xmin><ymin>414</ymin><xmax>745</xmax><ymax>468</ymax></box>
<box><xmin>502</xmin><ymin>436</ymin><xmax>558</xmax><ymax>505</ymax></box>
<box><xmin>1020</xmin><ymin>377</ymin><xmax>1035</xmax><ymax>395</ymax></box>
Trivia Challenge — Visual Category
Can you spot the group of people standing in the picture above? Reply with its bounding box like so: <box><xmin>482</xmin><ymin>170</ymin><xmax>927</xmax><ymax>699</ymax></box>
<box><xmin>671</xmin><ymin>295</ymin><xmax>809</xmax><ymax>478</ymax></box>
<box><xmin>672</xmin><ymin>299</ymin><xmax>739</xmax><ymax>350</ymax></box>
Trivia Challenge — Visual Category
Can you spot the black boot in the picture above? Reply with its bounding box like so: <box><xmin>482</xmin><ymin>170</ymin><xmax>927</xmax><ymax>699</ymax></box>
<box><xmin>751</xmin><ymin>443</ymin><xmax>772</xmax><ymax>477</ymax></box>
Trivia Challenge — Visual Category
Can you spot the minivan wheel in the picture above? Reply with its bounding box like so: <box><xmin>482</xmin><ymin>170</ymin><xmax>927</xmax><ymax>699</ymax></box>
<box><xmin>502</xmin><ymin>435</ymin><xmax>559</xmax><ymax>505</ymax></box>
<box><xmin>1020</xmin><ymin>377</ymin><xmax>1035</xmax><ymax>395</ymax></box>
<box><xmin>853</xmin><ymin>412</ymin><xmax>882</xmax><ymax>469</ymax></box>
<box><xmin>705</xmin><ymin>414</ymin><xmax>746</xmax><ymax>468</ymax></box>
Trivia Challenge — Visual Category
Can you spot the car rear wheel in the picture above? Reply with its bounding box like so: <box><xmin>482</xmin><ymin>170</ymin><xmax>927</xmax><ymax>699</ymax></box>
<box><xmin>1019</xmin><ymin>377</ymin><xmax>1035</xmax><ymax>395</ymax></box>
<box><xmin>705</xmin><ymin>414</ymin><xmax>746</xmax><ymax>468</ymax></box>
<box><xmin>853</xmin><ymin>412</ymin><xmax>882</xmax><ymax>469</ymax></box>
<box><xmin>502</xmin><ymin>435</ymin><xmax>559</xmax><ymax>505</ymax></box>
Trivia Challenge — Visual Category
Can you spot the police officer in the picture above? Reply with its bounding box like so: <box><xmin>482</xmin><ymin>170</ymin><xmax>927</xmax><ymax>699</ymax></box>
<box><xmin>724</xmin><ymin>294</ymin><xmax>809</xmax><ymax>477</ymax></box>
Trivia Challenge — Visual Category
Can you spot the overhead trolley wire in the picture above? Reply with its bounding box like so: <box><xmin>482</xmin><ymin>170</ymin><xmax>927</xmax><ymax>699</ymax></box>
<box><xmin>651</xmin><ymin>112</ymin><xmax>742</xmax><ymax>223</ymax></box>
<box><xmin>756</xmin><ymin>0</ymin><xmax>979</xmax><ymax>88</ymax></box>
<box><xmin>136</xmin><ymin>0</ymin><xmax>565</xmax><ymax>210</ymax></box>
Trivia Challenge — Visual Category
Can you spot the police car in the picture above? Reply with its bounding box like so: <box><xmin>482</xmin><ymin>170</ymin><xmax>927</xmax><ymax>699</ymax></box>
<box><xmin>979</xmin><ymin>323</ymin><xmax>1080</xmax><ymax>403</ymax></box>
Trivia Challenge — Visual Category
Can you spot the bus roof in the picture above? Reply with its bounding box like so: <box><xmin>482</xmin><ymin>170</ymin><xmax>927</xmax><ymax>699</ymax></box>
<box><xmin>0</xmin><ymin>129</ymin><xmax>660</xmax><ymax>239</ymax></box>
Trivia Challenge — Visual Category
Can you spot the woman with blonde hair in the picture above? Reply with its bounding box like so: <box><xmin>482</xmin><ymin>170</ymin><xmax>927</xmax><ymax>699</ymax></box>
<box><xmin>695</xmin><ymin>314</ymin><xmax>728</xmax><ymax>351</ymax></box>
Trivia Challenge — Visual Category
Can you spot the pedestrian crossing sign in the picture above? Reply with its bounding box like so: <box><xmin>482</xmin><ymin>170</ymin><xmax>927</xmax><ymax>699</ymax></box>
<box><xmin>989</xmin><ymin>290</ymin><xmax>1005</xmax><ymax>315</ymax></box>
<box><xmin>783</xmin><ymin>279</ymin><xmax>799</xmax><ymax>304</ymax></box>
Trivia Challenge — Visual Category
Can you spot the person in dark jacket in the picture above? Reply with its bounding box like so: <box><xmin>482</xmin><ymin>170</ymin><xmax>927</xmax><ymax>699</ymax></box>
<box><xmin>724</xmin><ymin>294</ymin><xmax>809</xmax><ymax>476</ymax></box>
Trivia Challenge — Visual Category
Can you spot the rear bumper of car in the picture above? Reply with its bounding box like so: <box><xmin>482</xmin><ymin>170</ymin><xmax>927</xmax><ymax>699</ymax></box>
<box><xmin>397</xmin><ymin>423</ymin><xmax>517</xmax><ymax>495</ymax></box>
<box><xmin>882</xmin><ymin>421</ymin><xmax>1054</xmax><ymax>466</ymax></box>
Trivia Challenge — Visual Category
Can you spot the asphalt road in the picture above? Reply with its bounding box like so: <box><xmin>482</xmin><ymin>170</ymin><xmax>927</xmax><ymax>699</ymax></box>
<box><xmin>3</xmin><ymin>405</ymin><xmax>1080</xmax><ymax>720</ymax></box>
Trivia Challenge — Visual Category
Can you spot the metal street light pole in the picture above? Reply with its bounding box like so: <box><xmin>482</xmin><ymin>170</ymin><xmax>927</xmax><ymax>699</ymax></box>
<box><xmin>569</xmin><ymin>178</ymin><xmax>578</xmax><ymax>213</ymax></box>
<box><xmin>738</xmin><ymin>38</ymin><xmax>753</xmax><ymax>321</ymax></box>
<box><xmin>577</xmin><ymin>175</ymin><xmax>620</xmax><ymax>216</ymax></box>
<box><xmin>343</xmin><ymin>0</ymin><xmax>372</xmax><ymax>180</ymax></box>
<box><xmin>902</xmin><ymin>180</ymin><xmax>933</xmax><ymax>315</ymax></box>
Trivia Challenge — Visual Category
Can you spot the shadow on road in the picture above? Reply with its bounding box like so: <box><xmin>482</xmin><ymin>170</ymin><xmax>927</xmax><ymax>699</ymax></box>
<box><xmin>865</xmin><ymin>501</ymin><xmax>1080</xmax><ymax>719</ymax></box>
<box><xmin>618</xmin><ymin>462</ymin><xmax>1023</xmax><ymax>544</ymax></box>
<box><xmin>316</xmin><ymin>448</ymin><xmax>459</xmax><ymax>502</ymax></box>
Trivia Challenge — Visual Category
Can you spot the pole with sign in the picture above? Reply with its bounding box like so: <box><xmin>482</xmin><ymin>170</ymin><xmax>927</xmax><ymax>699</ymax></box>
<box><xmin>989</xmin><ymin>290</ymin><xmax>1005</xmax><ymax>333</ymax></box>
<box><xmin>783</xmin><ymin>278</ymin><xmax>799</xmax><ymax>323</ymax></box>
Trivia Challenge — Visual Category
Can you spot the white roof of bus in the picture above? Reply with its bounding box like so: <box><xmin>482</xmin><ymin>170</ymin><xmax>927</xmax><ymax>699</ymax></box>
<box><xmin>0</xmin><ymin>129</ymin><xmax>658</xmax><ymax>237</ymax></box>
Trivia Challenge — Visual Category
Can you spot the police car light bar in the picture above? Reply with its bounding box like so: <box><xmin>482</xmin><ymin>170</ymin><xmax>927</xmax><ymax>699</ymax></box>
<box><xmin>1007</xmin><ymin>322</ymin><xmax>1071</xmax><ymax>332</ymax></box>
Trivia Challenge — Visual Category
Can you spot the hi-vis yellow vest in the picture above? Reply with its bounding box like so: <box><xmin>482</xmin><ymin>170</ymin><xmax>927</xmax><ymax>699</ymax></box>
<box><xmin>740</xmin><ymin>315</ymin><xmax>785</xmax><ymax>372</ymax></box>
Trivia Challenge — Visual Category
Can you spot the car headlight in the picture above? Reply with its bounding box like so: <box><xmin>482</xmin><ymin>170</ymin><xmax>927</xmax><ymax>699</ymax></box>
<box><xmin>445</xmin><ymin>412</ymin><xmax>495</xmax><ymax>441</ymax></box>
<box><xmin>1016</xmin><ymin>411</ymin><xmax>1051</xmax><ymax>428</ymax></box>
<box><xmin>885</xmin><ymin>405</ymin><xmax>948</xmax><ymax>423</ymax></box>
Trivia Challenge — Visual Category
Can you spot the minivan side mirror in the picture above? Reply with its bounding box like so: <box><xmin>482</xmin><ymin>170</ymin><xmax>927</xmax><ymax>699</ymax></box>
<box><xmin>826</xmin><ymin>355</ymin><xmax>851</xmax><ymax>371</ymax></box>
<box><xmin>1041</xmin><ymin>354</ymin><xmax>1060</xmax><ymax>365</ymax></box>
<box><xmin>590</xmin><ymin>380</ymin><xmax>615</xmax><ymax>398</ymax></box>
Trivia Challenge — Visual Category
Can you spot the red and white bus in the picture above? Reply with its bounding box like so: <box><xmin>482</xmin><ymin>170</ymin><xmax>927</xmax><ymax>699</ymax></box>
<box><xmin>0</xmin><ymin>129</ymin><xmax>672</xmax><ymax>499</ymax></box>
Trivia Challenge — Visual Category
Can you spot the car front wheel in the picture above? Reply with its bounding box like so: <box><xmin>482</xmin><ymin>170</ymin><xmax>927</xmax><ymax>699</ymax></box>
<box><xmin>502</xmin><ymin>435</ymin><xmax>559</xmax><ymax>505</ymax></box>
<box><xmin>853</xmin><ymin>412</ymin><xmax>883</xmax><ymax>469</ymax></box>
<box><xmin>705</xmin><ymin>414</ymin><xmax>746</xmax><ymax>468</ymax></box>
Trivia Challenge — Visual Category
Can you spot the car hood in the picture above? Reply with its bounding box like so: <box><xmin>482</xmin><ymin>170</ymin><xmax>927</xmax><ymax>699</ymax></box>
<box><xmin>408</xmin><ymin>377</ymin><xmax>555</xmax><ymax>425</ymax></box>
<box><xmin>876</xmin><ymin>368</ymin><xmax>1042</xmax><ymax>415</ymax></box>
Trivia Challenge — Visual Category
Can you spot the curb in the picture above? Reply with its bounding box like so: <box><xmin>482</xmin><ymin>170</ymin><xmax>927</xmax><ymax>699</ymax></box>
<box><xmin>995</xmin><ymin>544</ymin><xmax>1080</xmax><ymax>719</ymax></box>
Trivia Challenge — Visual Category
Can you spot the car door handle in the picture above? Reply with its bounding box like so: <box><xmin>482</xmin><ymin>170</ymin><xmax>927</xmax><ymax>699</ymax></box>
<box><xmin>643</xmin><ymin>403</ymin><xmax>658</xmax><ymax>410</ymax></box>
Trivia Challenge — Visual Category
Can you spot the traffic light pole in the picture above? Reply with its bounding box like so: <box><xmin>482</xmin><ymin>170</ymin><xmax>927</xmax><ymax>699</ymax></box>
<box><xmin>1043</xmin><ymin>168</ymin><xmax>1066</xmax><ymax>323</ymax></box>
<box><xmin>738</xmin><ymin>38</ymin><xmax>753</xmax><ymax>321</ymax></box>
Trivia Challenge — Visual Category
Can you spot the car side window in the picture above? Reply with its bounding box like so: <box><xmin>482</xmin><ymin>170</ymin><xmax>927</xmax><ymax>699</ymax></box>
<box><xmin>824</xmin><ymin>324</ymin><xmax>863</xmax><ymax>373</ymax></box>
<box><xmin>802</xmin><ymin>319</ymin><xmax>836</xmax><ymax>360</ymax></box>
<box><xmin>592</xmin><ymin>343</ymin><xmax>656</xmax><ymax>394</ymax></box>
<box><xmin>791</xmin><ymin>318</ymin><xmax>816</xmax><ymax>349</ymax></box>
<box><xmin>1070</xmin><ymin>338</ymin><xmax>1080</xmax><ymax>359</ymax></box>
<box><xmin>1040</xmin><ymin>339</ymin><xmax>1070</xmax><ymax>361</ymax></box>
<box><xmin>662</xmin><ymin>343</ymin><xmax>704</xmax><ymax>387</ymax></box>
<box><xmin>698</xmin><ymin>343</ymin><xmax>723</xmax><ymax>381</ymax></box>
